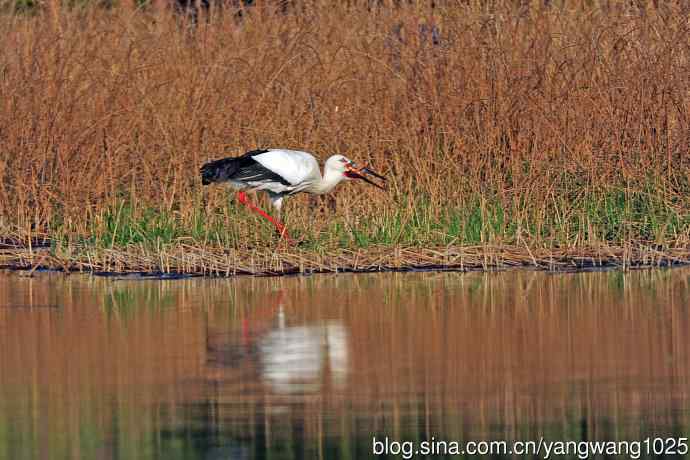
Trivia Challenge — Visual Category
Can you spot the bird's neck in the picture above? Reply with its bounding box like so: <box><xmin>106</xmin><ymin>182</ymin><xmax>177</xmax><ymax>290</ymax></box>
<box><xmin>311</xmin><ymin>168</ymin><xmax>345</xmax><ymax>195</ymax></box>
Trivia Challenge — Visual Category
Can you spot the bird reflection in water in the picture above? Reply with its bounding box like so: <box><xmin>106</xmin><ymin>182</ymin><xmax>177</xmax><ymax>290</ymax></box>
<box><xmin>205</xmin><ymin>290</ymin><xmax>350</xmax><ymax>397</ymax></box>
<box><xmin>259</xmin><ymin>308</ymin><xmax>349</xmax><ymax>394</ymax></box>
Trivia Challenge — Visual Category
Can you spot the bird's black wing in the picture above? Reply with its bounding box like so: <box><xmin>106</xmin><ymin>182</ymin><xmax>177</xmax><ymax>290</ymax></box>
<box><xmin>200</xmin><ymin>149</ymin><xmax>291</xmax><ymax>186</ymax></box>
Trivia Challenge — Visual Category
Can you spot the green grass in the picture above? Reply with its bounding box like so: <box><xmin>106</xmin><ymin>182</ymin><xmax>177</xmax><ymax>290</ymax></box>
<box><xmin>43</xmin><ymin>185</ymin><xmax>690</xmax><ymax>255</ymax></box>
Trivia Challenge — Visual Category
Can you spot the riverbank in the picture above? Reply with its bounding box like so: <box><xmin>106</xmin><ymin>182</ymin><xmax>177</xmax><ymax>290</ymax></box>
<box><xmin>2</xmin><ymin>242</ymin><xmax>689</xmax><ymax>276</ymax></box>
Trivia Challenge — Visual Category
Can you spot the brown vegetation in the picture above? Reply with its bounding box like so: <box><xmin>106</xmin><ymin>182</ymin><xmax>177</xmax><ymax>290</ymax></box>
<box><xmin>1</xmin><ymin>0</ymin><xmax>689</xmax><ymax>273</ymax></box>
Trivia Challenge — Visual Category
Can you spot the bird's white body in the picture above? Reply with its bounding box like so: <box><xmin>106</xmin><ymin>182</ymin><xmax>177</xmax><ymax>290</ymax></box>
<box><xmin>200</xmin><ymin>148</ymin><xmax>385</xmax><ymax>243</ymax></box>
<box><xmin>227</xmin><ymin>149</ymin><xmax>348</xmax><ymax>197</ymax></box>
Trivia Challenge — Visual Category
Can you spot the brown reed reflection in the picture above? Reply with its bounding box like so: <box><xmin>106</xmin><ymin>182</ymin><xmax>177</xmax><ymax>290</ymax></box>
<box><xmin>1</xmin><ymin>269</ymin><xmax>690</xmax><ymax>459</ymax></box>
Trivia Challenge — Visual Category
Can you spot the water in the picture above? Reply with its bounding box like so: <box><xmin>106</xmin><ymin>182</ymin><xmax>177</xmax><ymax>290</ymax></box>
<box><xmin>1</xmin><ymin>269</ymin><xmax>690</xmax><ymax>459</ymax></box>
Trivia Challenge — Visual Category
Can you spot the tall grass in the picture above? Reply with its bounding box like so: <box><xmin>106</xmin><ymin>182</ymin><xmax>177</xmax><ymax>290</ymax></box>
<box><xmin>1</xmin><ymin>1</ymin><xmax>689</xmax><ymax>263</ymax></box>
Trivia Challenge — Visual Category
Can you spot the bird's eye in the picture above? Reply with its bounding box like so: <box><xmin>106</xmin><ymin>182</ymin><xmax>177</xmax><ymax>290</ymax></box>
<box><xmin>339</xmin><ymin>158</ymin><xmax>348</xmax><ymax>164</ymax></box>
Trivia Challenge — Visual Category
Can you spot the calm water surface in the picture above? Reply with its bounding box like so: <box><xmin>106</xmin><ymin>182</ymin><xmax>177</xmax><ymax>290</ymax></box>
<box><xmin>1</xmin><ymin>269</ymin><xmax>690</xmax><ymax>459</ymax></box>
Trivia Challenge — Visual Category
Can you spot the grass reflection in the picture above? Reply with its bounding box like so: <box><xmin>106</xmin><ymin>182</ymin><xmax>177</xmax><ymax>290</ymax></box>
<box><xmin>1</xmin><ymin>269</ymin><xmax>690</xmax><ymax>459</ymax></box>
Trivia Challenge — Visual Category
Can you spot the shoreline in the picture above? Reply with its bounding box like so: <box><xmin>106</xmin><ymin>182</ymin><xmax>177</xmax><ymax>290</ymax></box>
<box><xmin>2</xmin><ymin>244</ymin><xmax>688</xmax><ymax>278</ymax></box>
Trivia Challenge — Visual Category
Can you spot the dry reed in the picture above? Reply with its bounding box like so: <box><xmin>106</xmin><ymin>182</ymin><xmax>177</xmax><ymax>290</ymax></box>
<box><xmin>1</xmin><ymin>0</ymin><xmax>689</xmax><ymax>274</ymax></box>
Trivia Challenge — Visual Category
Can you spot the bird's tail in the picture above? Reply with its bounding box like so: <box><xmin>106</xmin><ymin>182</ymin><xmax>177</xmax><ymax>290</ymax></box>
<box><xmin>200</xmin><ymin>157</ymin><xmax>238</xmax><ymax>185</ymax></box>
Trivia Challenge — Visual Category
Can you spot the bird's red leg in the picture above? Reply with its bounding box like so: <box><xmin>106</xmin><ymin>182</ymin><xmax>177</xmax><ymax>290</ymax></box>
<box><xmin>236</xmin><ymin>192</ymin><xmax>295</xmax><ymax>244</ymax></box>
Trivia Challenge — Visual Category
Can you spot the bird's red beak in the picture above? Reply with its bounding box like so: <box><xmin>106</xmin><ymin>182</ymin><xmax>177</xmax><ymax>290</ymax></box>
<box><xmin>345</xmin><ymin>165</ymin><xmax>387</xmax><ymax>190</ymax></box>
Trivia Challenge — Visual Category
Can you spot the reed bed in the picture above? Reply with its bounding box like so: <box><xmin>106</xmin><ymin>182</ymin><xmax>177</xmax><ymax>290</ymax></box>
<box><xmin>1</xmin><ymin>0</ymin><xmax>689</xmax><ymax>274</ymax></box>
<box><xmin>2</xmin><ymin>243</ymin><xmax>690</xmax><ymax>275</ymax></box>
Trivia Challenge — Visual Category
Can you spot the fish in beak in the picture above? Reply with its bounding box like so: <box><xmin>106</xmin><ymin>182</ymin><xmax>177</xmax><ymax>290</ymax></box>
<box><xmin>344</xmin><ymin>164</ymin><xmax>387</xmax><ymax>190</ymax></box>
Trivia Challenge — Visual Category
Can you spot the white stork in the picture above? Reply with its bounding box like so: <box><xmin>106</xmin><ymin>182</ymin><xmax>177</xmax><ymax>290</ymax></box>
<box><xmin>200</xmin><ymin>148</ymin><xmax>386</xmax><ymax>243</ymax></box>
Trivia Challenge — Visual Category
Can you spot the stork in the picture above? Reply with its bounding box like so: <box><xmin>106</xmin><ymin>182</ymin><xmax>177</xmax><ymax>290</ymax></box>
<box><xmin>200</xmin><ymin>148</ymin><xmax>386</xmax><ymax>243</ymax></box>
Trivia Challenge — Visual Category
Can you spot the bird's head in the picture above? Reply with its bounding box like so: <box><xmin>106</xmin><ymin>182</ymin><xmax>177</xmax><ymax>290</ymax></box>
<box><xmin>325</xmin><ymin>155</ymin><xmax>386</xmax><ymax>190</ymax></box>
